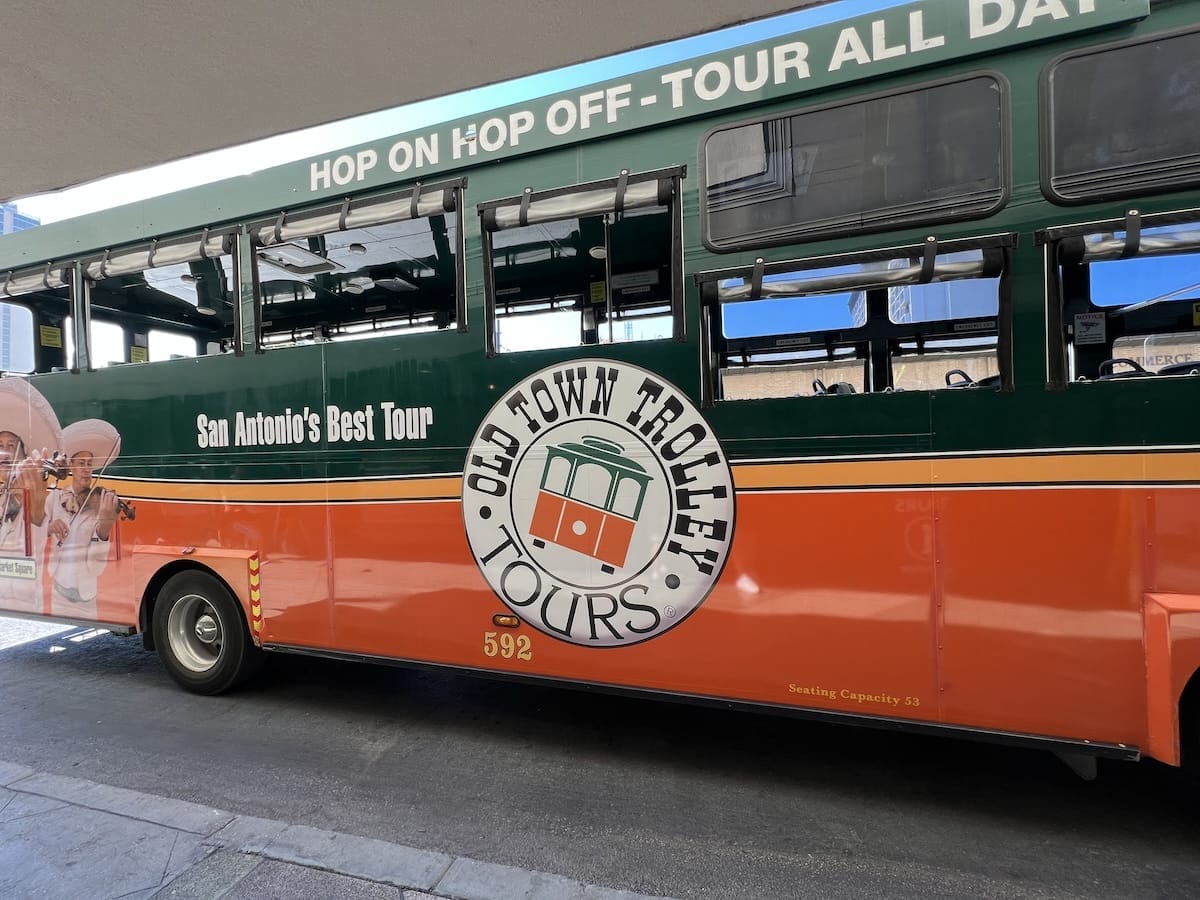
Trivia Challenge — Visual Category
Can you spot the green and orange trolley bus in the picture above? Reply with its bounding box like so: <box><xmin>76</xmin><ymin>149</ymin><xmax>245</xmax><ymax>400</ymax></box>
<box><xmin>0</xmin><ymin>0</ymin><xmax>1198</xmax><ymax>776</ymax></box>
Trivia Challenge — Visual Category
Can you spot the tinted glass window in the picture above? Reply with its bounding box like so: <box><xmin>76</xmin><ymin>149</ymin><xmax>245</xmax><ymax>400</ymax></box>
<box><xmin>704</xmin><ymin>77</ymin><xmax>1005</xmax><ymax>249</ymax></box>
<box><xmin>1047</xmin><ymin>30</ymin><xmax>1200</xmax><ymax>201</ymax></box>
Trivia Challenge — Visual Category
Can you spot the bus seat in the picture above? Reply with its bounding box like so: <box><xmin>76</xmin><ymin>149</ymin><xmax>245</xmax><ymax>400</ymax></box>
<box><xmin>1157</xmin><ymin>361</ymin><xmax>1200</xmax><ymax>377</ymax></box>
<box><xmin>1096</xmin><ymin>358</ymin><xmax>1152</xmax><ymax>380</ymax></box>
<box><xmin>945</xmin><ymin>369</ymin><xmax>1000</xmax><ymax>389</ymax></box>
<box><xmin>813</xmin><ymin>378</ymin><xmax>856</xmax><ymax>395</ymax></box>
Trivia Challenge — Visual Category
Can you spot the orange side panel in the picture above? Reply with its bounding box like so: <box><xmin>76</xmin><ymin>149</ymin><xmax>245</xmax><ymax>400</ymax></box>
<box><xmin>30</xmin><ymin>478</ymin><xmax>1200</xmax><ymax>764</ymax></box>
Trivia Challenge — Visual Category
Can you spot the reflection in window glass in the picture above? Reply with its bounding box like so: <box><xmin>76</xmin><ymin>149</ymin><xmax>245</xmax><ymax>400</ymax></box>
<box><xmin>1112</xmin><ymin>332</ymin><xmax>1200</xmax><ymax>374</ymax></box>
<box><xmin>1088</xmin><ymin>237</ymin><xmax>1200</xmax><ymax>308</ymax></box>
<box><xmin>1048</xmin><ymin>30</ymin><xmax>1200</xmax><ymax>200</ymax></box>
<box><xmin>888</xmin><ymin>265</ymin><xmax>999</xmax><ymax>324</ymax></box>
<box><xmin>704</xmin><ymin>77</ymin><xmax>1004</xmax><ymax>248</ymax></box>
<box><xmin>723</xmin><ymin>292</ymin><xmax>862</xmax><ymax>338</ymax></box>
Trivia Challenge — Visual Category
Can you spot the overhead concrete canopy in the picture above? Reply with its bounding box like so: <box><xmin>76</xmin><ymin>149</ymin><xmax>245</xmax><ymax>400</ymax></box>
<box><xmin>0</xmin><ymin>0</ymin><xmax>826</xmax><ymax>203</ymax></box>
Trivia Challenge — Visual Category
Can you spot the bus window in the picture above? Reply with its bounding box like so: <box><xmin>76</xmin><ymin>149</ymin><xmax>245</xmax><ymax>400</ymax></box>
<box><xmin>887</xmin><ymin>252</ymin><xmax>1001</xmax><ymax>391</ymax></box>
<box><xmin>82</xmin><ymin>229</ymin><xmax>237</xmax><ymax>365</ymax></box>
<box><xmin>702</xmin><ymin>76</ymin><xmax>1006</xmax><ymax>250</ymax></box>
<box><xmin>1044</xmin><ymin>214</ymin><xmax>1200</xmax><ymax>383</ymax></box>
<box><xmin>0</xmin><ymin>266</ymin><xmax>71</xmax><ymax>373</ymax></box>
<box><xmin>1112</xmin><ymin>332</ymin><xmax>1200</xmax><ymax>377</ymax></box>
<box><xmin>1044</xmin><ymin>28</ymin><xmax>1200</xmax><ymax>204</ymax></box>
<box><xmin>0</xmin><ymin>302</ymin><xmax>36</xmax><ymax>373</ymax></box>
<box><xmin>251</xmin><ymin>180</ymin><xmax>464</xmax><ymax>349</ymax></box>
<box><xmin>699</xmin><ymin>235</ymin><xmax>1012</xmax><ymax>400</ymax></box>
<box><xmin>63</xmin><ymin>318</ymin><xmax>128</xmax><ymax>369</ymax></box>
<box><xmin>479</xmin><ymin>167</ymin><xmax>683</xmax><ymax>355</ymax></box>
<box><xmin>149</xmin><ymin>328</ymin><xmax>199</xmax><ymax>361</ymax></box>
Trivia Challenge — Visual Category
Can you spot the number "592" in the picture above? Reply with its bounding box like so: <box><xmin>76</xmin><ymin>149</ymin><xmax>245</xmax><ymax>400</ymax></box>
<box><xmin>483</xmin><ymin>631</ymin><xmax>533</xmax><ymax>661</ymax></box>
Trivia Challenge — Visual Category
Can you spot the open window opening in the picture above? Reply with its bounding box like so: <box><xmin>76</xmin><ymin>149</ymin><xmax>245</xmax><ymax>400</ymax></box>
<box><xmin>250</xmin><ymin>179</ymin><xmax>465</xmax><ymax>349</ymax></box>
<box><xmin>479</xmin><ymin>167</ymin><xmax>684</xmax><ymax>355</ymax></box>
<box><xmin>2</xmin><ymin>262</ymin><xmax>118</xmax><ymax>374</ymax></box>
<box><xmin>697</xmin><ymin>235</ymin><xmax>1013</xmax><ymax>402</ymax></box>
<box><xmin>1</xmin><ymin>265</ymin><xmax>72</xmax><ymax>373</ymax></box>
<box><xmin>75</xmin><ymin>230</ymin><xmax>238</xmax><ymax>367</ymax></box>
<box><xmin>1041</xmin><ymin>209</ymin><xmax>1200</xmax><ymax>385</ymax></box>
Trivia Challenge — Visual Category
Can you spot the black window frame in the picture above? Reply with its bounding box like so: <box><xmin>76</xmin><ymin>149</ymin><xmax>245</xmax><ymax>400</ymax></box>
<box><xmin>699</xmin><ymin>72</ymin><xmax>1011</xmax><ymax>253</ymax></box>
<box><xmin>1037</xmin><ymin>205</ymin><xmax>1200</xmax><ymax>389</ymax></box>
<box><xmin>477</xmin><ymin>166</ymin><xmax>686</xmax><ymax>357</ymax></box>
<box><xmin>694</xmin><ymin>233</ymin><xmax>1016</xmax><ymax>406</ymax></box>
<box><xmin>249</xmin><ymin>177</ymin><xmax>468</xmax><ymax>351</ymax></box>
<box><xmin>1040</xmin><ymin>25</ymin><xmax>1200</xmax><ymax>206</ymax></box>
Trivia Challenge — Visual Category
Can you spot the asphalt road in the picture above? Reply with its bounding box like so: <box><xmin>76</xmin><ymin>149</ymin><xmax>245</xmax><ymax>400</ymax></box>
<box><xmin>2</xmin><ymin>617</ymin><xmax>1198</xmax><ymax>899</ymax></box>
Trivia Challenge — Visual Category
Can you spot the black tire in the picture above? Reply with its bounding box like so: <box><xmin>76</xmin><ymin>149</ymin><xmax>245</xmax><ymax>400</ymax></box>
<box><xmin>152</xmin><ymin>570</ymin><xmax>263</xmax><ymax>695</ymax></box>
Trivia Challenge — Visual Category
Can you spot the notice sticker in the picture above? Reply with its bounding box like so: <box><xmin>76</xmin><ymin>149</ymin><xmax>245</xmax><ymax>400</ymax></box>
<box><xmin>1075</xmin><ymin>312</ymin><xmax>1106</xmax><ymax>346</ymax></box>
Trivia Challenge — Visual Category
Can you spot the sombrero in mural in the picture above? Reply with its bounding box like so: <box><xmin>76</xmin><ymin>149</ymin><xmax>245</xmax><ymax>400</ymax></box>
<box><xmin>0</xmin><ymin>376</ymin><xmax>63</xmax><ymax>457</ymax></box>
<box><xmin>62</xmin><ymin>419</ymin><xmax>121</xmax><ymax>472</ymax></box>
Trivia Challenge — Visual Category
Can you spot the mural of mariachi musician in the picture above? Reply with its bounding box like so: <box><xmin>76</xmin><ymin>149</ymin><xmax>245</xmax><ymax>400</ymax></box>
<box><xmin>46</xmin><ymin>418</ymin><xmax>122</xmax><ymax>617</ymax></box>
<box><xmin>0</xmin><ymin>377</ymin><xmax>63</xmax><ymax>613</ymax></box>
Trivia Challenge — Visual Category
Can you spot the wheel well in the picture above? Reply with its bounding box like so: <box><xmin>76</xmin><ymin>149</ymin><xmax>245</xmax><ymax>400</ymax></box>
<box><xmin>1180</xmin><ymin>667</ymin><xmax>1200</xmax><ymax>768</ymax></box>
<box><xmin>139</xmin><ymin>562</ymin><xmax>240</xmax><ymax>651</ymax></box>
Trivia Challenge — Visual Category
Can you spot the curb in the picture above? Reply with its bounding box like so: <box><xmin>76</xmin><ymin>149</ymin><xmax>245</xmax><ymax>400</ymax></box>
<box><xmin>0</xmin><ymin>759</ymin><xmax>673</xmax><ymax>900</ymax></box>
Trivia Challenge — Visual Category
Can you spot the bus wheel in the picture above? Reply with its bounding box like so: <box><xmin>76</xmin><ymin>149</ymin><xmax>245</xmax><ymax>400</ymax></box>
<box><xmin>152</xmin><ymin>570</ymin><xmax>262</xmax><ymax>695</ymax></box>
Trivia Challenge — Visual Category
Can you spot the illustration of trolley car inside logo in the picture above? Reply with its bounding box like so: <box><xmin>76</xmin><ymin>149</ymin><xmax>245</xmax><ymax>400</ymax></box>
<box><xmin>463</xmin><ymin>360</ymin><xmax>735</xmax><ymax>648</ymax></box>
<box><xmin>529</xmin><ymin>435</ymin><xmax>650</xmax><ymax>572</ymax></box>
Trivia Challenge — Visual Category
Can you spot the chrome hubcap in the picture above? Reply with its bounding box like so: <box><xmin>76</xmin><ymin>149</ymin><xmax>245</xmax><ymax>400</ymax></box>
<box><xmin>194</xmin><ymin>614</ymin><xmax>219</xmax><ymax>644</ymax></box>
<box><xmin>166</xmin><ymin>593</ymin><xmax>223</xmax><ymax>673</ymax></box>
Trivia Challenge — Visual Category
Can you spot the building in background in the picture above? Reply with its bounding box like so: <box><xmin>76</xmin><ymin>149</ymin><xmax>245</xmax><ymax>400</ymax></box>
<box><xmin>1</xmin><ymin>202</ymin><xmax>39</xmax><ymax>236</ymax></box>
<box><xmin>1</xmin><ymin>203</ymin><xmax>40</xmax><ymax>371</ymax></box>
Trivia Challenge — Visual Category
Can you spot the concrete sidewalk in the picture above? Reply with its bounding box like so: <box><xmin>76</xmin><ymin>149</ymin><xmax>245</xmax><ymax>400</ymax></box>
<box><xmin>0</xmin><ymin>760</ymin><xmax>672</xmax><ymax>900</ymax></box>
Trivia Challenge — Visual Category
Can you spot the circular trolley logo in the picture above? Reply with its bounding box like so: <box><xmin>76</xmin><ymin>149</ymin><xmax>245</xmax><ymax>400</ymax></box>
<box><xmin>463</xmin><ymin>360</ymin><xmax>735</xmax><ymax>647</ymax></box>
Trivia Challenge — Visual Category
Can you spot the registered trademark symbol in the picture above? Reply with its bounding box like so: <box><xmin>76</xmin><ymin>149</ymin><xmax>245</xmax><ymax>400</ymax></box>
<box><xmin>664</xmin><ymin>605</ymin><xmax>677</xmax><ymax>618</ymax></box>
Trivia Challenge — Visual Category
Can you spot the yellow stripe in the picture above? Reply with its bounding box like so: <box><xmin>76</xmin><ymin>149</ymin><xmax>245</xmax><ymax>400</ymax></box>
<box><xmin>104</xmin><ymin>476</ymin><xmax>461</xmax><ymax>503</ymax></box>
<box><xmin>100</xmin><ymin>451</ymin><xmax>1199</xmax><ymax>503</ymax></box>
<box><xmin>735</xmin><ymin>451</ymin><xmax>1200</xmax><ymax>491</ymax></box>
